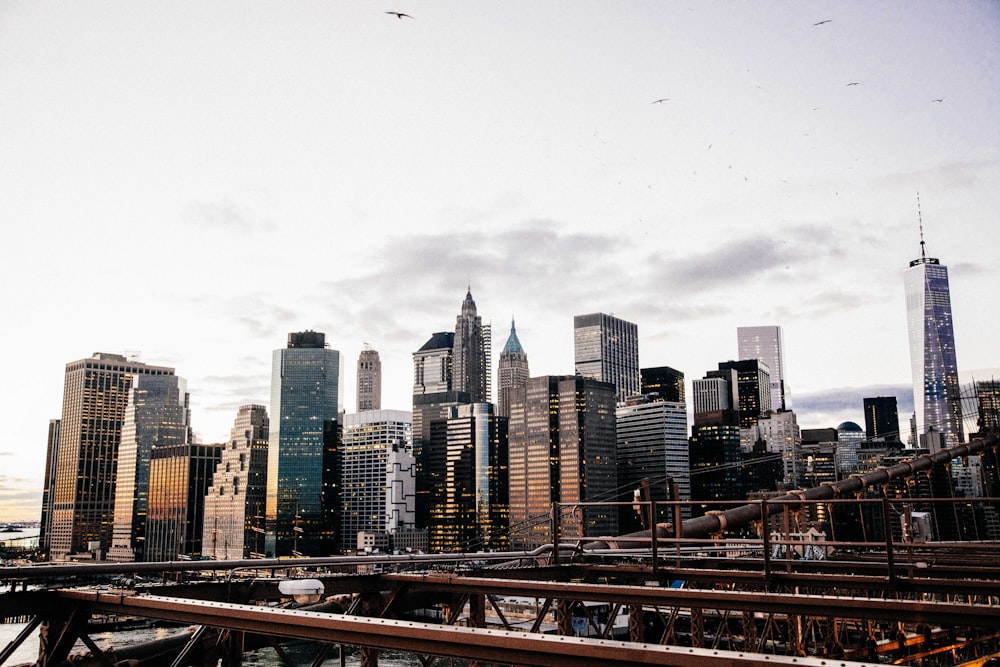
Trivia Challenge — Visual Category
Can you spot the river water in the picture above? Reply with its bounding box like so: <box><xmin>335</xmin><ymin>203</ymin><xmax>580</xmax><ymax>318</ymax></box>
<box><xmin>0</xmin><ymin>621</ymin><xmax>459</xmax><ymax>666</ymax></box>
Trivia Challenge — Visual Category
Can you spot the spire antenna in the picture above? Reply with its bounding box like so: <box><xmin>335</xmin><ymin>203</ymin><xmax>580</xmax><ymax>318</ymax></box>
<box><xmin>917</xmin><ymin>192</ymin><xmax>926</xmax><ymax>259</ymax></box>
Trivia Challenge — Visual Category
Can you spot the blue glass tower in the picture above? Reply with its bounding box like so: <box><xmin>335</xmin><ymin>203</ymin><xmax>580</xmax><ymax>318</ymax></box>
<box><xmin>904</xmin><ymin>220</ymin><xmax>962</xmax><ymax>450</ymax></box>
<box><xmin>265</xmin><ymin>331</ymin><xmax>342</xmax><ymax>556</ymax></box>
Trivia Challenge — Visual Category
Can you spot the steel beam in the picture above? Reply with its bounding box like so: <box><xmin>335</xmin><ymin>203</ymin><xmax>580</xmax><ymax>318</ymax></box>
<box><xmin>51</xmin><ymin>591</ymin><xmax>878</xmax><ymax>667</ymax></box>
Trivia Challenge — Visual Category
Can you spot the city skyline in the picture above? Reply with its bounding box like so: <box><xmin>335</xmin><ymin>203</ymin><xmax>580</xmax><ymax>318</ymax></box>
<box><xmin>2</xmin><ymin>2</ymin><xmax>999</xmax><ymax>522</ymax></box>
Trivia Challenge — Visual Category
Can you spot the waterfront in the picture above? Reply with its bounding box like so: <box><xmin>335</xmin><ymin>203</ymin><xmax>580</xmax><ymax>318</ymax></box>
<box><xmin>0</xmin><ymin>620</ymin><xmax>460</xmax><ymax>666</ymax></box>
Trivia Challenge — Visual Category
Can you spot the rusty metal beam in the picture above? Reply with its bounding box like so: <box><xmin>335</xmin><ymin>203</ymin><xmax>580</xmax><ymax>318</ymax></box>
<box><xmin>380</xmin><ymin>573</ymin><xmax>1000</xmax><ymax>628</ymax></box>
<box><xmin>51</xmin><ymin>590</ymin><xmax>876</xmax><ymax>667</ymax></box>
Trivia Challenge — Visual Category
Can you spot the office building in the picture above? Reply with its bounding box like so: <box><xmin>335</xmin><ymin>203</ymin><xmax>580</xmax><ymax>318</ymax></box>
<box><xmin>904</xmin><ymin>218</ymin><xmax>963</xmax><ymax>450</ymax></box>
<box><xmin>864</xmin><ymin>396</ymin><xmax>900</xmax><ymax>442</ymax></box>
<box><xmin>412</xmin><ymin>331</ymin><xmax>470</xmax><ymax>529</ymax></box>
<box><xmin>339</xmin><ymin>410</ymin><xmax>415</xmax><ymax>553</ymax></box>
<box><xmin>108</xmin><ymin>375</ymin><xmax>192</xmax><ymax>562</ymax></box>
<box><xmin>428</xmin><ymin>403</ymin><xmax>508</xmax><ymax>553</ymax></box>
<box><xmin>737</xmin><ymin>325</ymin><xmax>789</xmax><ymax>410</ymax></box>
<box><xmin>47</xmin><ymin>353</ymin><xmax>175</xmax><ymax>560</ymax></box>
<box><xmin>718</xmin><ymin>359</ymin><xmax>772</xmax><ymax>449</ymax></box>
<box><xmin>574</xmin><ymin>313</ymin><xmax>640</xmax><ymax>403</ymax></box>
<box><xmin>641</xmin><ymin>366</ymin><xmax>685</xmax><ymax>403</ymax></box>
<box><xmin>145</xmin><ymin>443</ymin><xmax>221</xmax><ymax>561</ymax></box>
<box><xmin>616</xmin><ymin>394</ymin><xmax>690</xmax><ymax>531</ymax></box>
<box><xmin>692</xmin><ymin>368</ymin><xmax>739</xmax><ymax>419</ymax></box>
<box><xmin>39</xmin><ymin>419</ymin><xmax>60</xmax><ymax>554</ymax></box>
<box><xmin>755</xmin><ymin>410</ymin><xmax>801</xmax><ymax>487</ymax></box>
<box><xmin>497</xmin><ymin>318</ymin><xmax>529</xmax><ymax>418</ymax></box>
<box><xmin>689</xmin><ymin>423</ymin><xmax>743</xmax><ymax>516</ymax></box>
<box><xmin>356</xmin><ymin>346</ymin><xmax>382</xmax><ymax>412</ymax></box>
<box><xmin>265</xmin><ymin>331</ymin><xmax>342</xmax><ymax>557</ymax></box>
<box><xmin>453</xmin><ymin>288</ymin><xmax>492</xmax><ymax>403</ymax></box>
<box><xmin>508</xmin><ymin>376</ymin><xmax>617</xmax><ymax>549</ymax></box>
<box><xmin>202</xmin><ymin>404</ymin><xmax>270</xmax><ymax>560</ymax></box>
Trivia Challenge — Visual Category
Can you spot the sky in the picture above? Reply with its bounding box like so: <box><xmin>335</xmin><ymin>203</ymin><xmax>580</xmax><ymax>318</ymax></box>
<box><xmin>1</xmin><ymin>1</ymin><xmax>998</xmax><ymax>522</ymax></box>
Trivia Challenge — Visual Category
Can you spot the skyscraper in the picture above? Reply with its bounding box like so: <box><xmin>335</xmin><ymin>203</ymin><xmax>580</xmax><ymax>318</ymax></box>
<box><xmin>574</xmin><ymin>312</ymin><xmax>640</xmax><ymax>403</ymax></box>
<box><xmin>339</xmin><ymin>409</ymin><xmax>414</xmax><ymax>554</ymax></box>
<box><xmin>202</xmin><ymin>404</ymin><xmax>270</xmax><ymax>560</ymax></box>
<box><xmin>265</xmin><ymin>331</ymin><xmax>342</xmax><ymax>557</ymax></box>
<box><xmin>356</xmin><ymin>346</ymin><xmax>382</xmax><ymax>412</ymax></box>
<box><xmin>904</xmin><ymin>214</ymin><xmax>963</xmax><ymax>450</ymax></box>
<box><xmin>453</xmin><ymin>288</ymin><xmax>492</xmax><ymax>403</ymax></box>
<box><xmin>508</xmin><ymin>375</ymin><xmax>617</xmax><ymax>549</ymax></box>
<box><xmin>616</xmin><ymin>394</ymin><xmax>690</xmax><ymax>531</ymax></box>
<box><xmin>145</xmin><ymin>442</ymin><xmax>221</xmax><ymax>561</ymax></box>
<box><xmin>497</xmin><ymin>318</ymin><xmax>529</xmax><ymax>418</ymax></box>
<box><xmin>717</xmin><ymin>360</ymin><xmax>772</xmax><ymax>429</ymax></box>
<box><xmin>864</xmin><ymin>396</ymin><xmax>900</xmax><ymax>442</ymax></box>
<box><xmin>737</xmin><ymin>325</ymin><xmax>789</xmax><ymax>410</ymax></box>
<box><xmin>641</xmin><ymin>366</ymin><xmax>685</xmax><ymax>403</ymax></box>
<box><xmin>47</xmin><ymin>353</ymin><xmax>175</xmax><ymax>560</ymax></box>
<box><xmin>429</xmin><ymin>403</ymin><xmax>508</xmax><ymax>553</ymax></box>
<box><xmin>412</xmin><ymin>331</ymin><xmax>470</xmax><ymax>529</ymax></box>
<box><xmin>108</xmin><ymin>374</ymin><xmax>192</xmax><ymax>562</ymax></box>
<box><xmin>39</xmin><ymin>419</ymin><xmax>60</xmax><ymax>554</ymax></box>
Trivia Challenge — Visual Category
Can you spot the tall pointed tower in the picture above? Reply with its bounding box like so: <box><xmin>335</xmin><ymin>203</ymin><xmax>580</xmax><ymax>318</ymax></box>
<box><xmin>497</xmin><ymin>318</ymin><xmax>529</xmax><ymax>417</ymax></box>
<box><xmin>904</xmin><ymin>197</ymin><xmax>962</xmax><ymax>451</ymax></box>
<box><xmin>453</xmin><ymin>288</ymin><xmax>491</xmax><ymax>403</ymax></box>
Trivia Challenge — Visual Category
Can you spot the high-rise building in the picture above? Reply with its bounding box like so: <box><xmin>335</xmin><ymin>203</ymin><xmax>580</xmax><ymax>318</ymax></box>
<box><xmin>356</xmin><ymin>346</ymin><xmax>382</xmax><ymax>412</ymax></box>
<box><xmin>145</xmin><ymin>443</ymin><xmax>221</xmax><ymax>561</ymax></box>
<box><xmin>689</xmin><ymin>423</ymin><xmax>743</xmax><ymax>515</ymax></box>
<box><xmin>717</xmin><ymin>359</ymin><xmax>772</xmax><ymax>431</ymax></box>
<box><xmin>508</xmin><ymin>376</ymin><xmax>617</xmax><ymax>549</ymax></box>
<box><xmin>453</xmin><ymin>288</ymin><xmax>492</xmax><ymax>403</ymax></box>
<box><xmin>339</xmin><ymin>409</ymin><xmax>415</xmax><ymax>553</ymax></box>
<box><xmin>497</xmin><ymin>319</ymin><xmax>529</xmax><ymax>418</ymax></box>
<box><xmin>265</xmin><ymin>331</ymin><xmax>342</xmax><ymax>557</ymax></box>
<box><xmin>975</xmin><ymin>380</ymin><xmax>1000</xmax><ymax>434</ymax></box>
<box><xmin>429</xmin><ymin>403</ymin><xmax>508</xmax><ymax>553</ymax></box>
<box><xmin>864</xmin><ymin>396</ymin><xmax>900</xmax><ymax>442</ymax></box>
<box><xmin>692</xmin><ymin>369</ymin><xmax>739</xmax><ymax>419</ymax></box>
<box><xmin>574</xmin><ymin>313</ymin><xmax>640</xmax><ymax>403</ymax></box>
<box><xmin>202</xmin><ymin>404</ymin><xmax>270</xmax><ymax>560</ymax></box>
<box><xmin>412</xmin><ymin>331</ymin><xmax>470</xmax><ymax>529</ymax></box>
<box><xmin>108</xmin><ymin>375</ymin><xmax>192</xmax><ymax>562</ymax></box>
<box><xmin>737</xmin><ymin>325</ymin><xmax>789</xmax><ymax>410</ymax></box>
<box><xmin>755</xmin><ymin>410</ymin><xmax>801</xmax><ymax>487</ymax></box>
<box><xmin>39</xmin><ymin>419</ymin><xmax>60</xmax><ymax>554</ymax></box>
<box><xmin>641</xmin><ymin>366</ymin><xmax>685</xmax><ymax>403</ymax></box>
<box><xmin>904</xmin><ymin>215</ymin><xmax>963</xmax><ymax>450</ymax></box>
<box><xmin>616</xmin><ymin>394</ymin><xmax>690</xmax><ymax>531</ymax></box>
<box><xmin>47</xmin><ymin>353</ymin><xmax>175</xmax><ymax>560</ymax></box>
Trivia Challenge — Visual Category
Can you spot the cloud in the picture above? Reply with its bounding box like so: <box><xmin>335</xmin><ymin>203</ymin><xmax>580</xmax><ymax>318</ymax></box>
<box><xmin>649</xmin><ymin>236</ymin><xmax>798</xmax><ymax>294</ymax></box>
<box><xmin>793</xmin><ymin>384</ymin><xmax>914</xmax><ymax>430</ymax></box>
<box><xmin>182</xmin><ymin>200</ymin><xmax>276</xmax><ymax>233</ymax></box>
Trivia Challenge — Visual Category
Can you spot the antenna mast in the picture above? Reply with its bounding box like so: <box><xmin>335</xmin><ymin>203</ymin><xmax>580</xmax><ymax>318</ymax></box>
<box><xmin>917</xmin><ymin>192</ymin><xmax>926</xmax><ymax>259</ymax></box>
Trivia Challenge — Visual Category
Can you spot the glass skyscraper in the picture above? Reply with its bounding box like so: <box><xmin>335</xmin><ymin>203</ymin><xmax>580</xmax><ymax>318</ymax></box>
<box><xmin>265</xmin><ymin>331</ymin><xmax>342</xmax><ymax>556</ymax></box>
<box><xmin>453</xmin><ymin>288</ymin><xmax>491</xmax><ymax>403</ymax></box>
<box><xmin>574</xmin><ymin>312</ymin><xmax>640</xmax><ymax>404</ymax></box>
<box><xmin>904</xmin><ymin>236</ymin><xmax>962</xmax><ymax>450</ymax></box>
<box><xmin>737</xmin><ymin>325</ymin><xmax>788</xmax><ymax>411</ymax></box>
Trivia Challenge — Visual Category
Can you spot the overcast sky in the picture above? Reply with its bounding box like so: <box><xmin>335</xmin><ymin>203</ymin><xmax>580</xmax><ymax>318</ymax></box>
<box><xmin>1</xmin><ymin>1</ymin><xmax>998</xmax><ymax>521</ymax></box>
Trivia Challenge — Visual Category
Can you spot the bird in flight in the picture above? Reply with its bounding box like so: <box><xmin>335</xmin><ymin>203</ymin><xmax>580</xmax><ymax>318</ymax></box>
<box><xmin>814</xmin><ymin>19</ymin><xmax>832</xmax><ymax>25</ymax></box>
<box><xmin>932</xmin><ymin>98</ymin><xmax>945</xmax><ymax>102</ymax></box>
<box><xmin>386</xmin><ymin>11</ymin><xmax>412</xmax><ymax>19</ymax></box>
<box><xmin>846</xmin><ymin>82</ymin><xmax>861</xmax><ymax>86</ymax></box>
<box><xmin>651</xmin><ymin>98</ymin><xmax>670</xmax><ymax>104</ymax></box>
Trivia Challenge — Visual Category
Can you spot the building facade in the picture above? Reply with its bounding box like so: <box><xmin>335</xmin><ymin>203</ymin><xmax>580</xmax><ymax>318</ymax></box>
<box><xmin>266</xmin><ymin>331</ymin><xmax>342</xmax><ymax>557</ymax></box>
<box><xmin>574</xmin><ymin>313</ymin><xmax>640</xmax><ymax>404</ymax></box>
<box><xmin>904</xmin><ymin>231</ymin><xmax>963</xmax><ymax>450</ymax></box>
<box><xmin>47</xmin><ymin>353</ymin><xmax>175</xmax><ymax>559</ymax></box>
<box><xmin>429</xmin><ymin>403</ymin><xmax>508</xmax><ymax>553</ymax></box>
<box><xmin>497</xmin><ymin>319</ymin><xmax>529</xmax><ymax>418</ymax></box>
<box><xmin>108</xmin><ymin>374</ymin><xmax>192</xmax><ymax>562</ymax></box>
<box><xmin>202</xmin><ymin>404</ymin><xmax>270</xmax><ymax>560</ymax></box>
<box><xmin>146</xmin><ymin>443</ymin><xmax>221</xmax><ymax>561</ymax></box>
<box><xmin>864</xmin><ymin>396</ymin><xmax>901</xmax><ymax>442</ymax></box>
<box><xmin>508</xmin><ymin>376</ymin><xmax>617</xmax><ymax>549</ymax></box>
<box><xmin>356</xmin><ymin>346</ymin><xmax>382</xmax><ymax>412</ymax></box>
<box><xmin>453</xmin><ymin>289</ymin><xmax>492</xmax><ymax>403</ymax></box>
<box><xmin>616</xmin><ymin>395</ymin><xmax>690</xmax><ymax>531</ymax></box>
<box><xmin>737</xmin><ymin>325</ymin><xmax>789</xmax><ymax>411</ymax></box>
<box><xmin>339</xmin><ymin>410</ymin><xmax>415</xmax><ymax>553</ymax></box>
